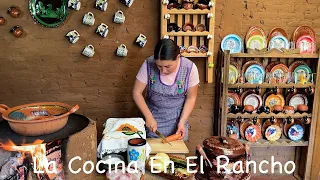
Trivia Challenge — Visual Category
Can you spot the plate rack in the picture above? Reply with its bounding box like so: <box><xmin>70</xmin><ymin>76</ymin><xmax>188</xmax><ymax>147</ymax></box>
<box><xmin>160</xmin><ymin>0</ymin><xmax>216</xmax><ymax>83</ymax></box>
<box><xmin>215</xmin><ymin>50</ymin><xmax>320</xmax><ymax>179</ymax></box>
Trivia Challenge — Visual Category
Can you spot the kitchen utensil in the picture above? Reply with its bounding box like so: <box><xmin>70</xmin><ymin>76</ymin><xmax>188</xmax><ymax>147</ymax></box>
<box><xmin>155</xmin><ymin>130</ymin><xmax>172</xmax><ymax>146</ymax></box>
<box><xmin>196</xmin><ymin>145</ymin><xmax>213</xmax><ymax>168</ymax></box>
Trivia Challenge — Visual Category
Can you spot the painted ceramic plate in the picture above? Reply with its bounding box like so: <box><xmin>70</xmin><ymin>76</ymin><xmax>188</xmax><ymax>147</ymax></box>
<box><xmin>229</xmin><ymin>64</ymin><xmax>239</xmax><ymax>84</ymax></box>
<box><xmin>268</xmin><ymin>35</ymin><xmax>290</xmax><ymax>50</ymax></box>
<box><xmin>267</xmin><ymin>27</ymin><xmax>288</xmax><ymax>43</ymax></box>
<box><xmin>245</xmin><ymin>64</ymin><xmax>265</xmax><ymax>84</ymax></box>
<box><xmin>226</xmin><ymin>92</ymin><xmax>241</xmax><ymax>109</ymax></box>
<box><xmin>246</xmin><ymin>26</ymin><xmax>266</xmax><ymax>43</ymax></box>
<box><xmin>243</xmin><ymin>94</ymin><xmax>262</xmax><ymax>111</ymax></box>
<box><xmin>265</xmin><ymin>94</ymin><xmax>285</xmax><ymax>110</ymax></box>
<box><xmin>296</xmin><ymin>35</ymin><xmax>316</xmax><ymax>54</ymax></box>
<box><xmin>246</xmin><ymin>35</ymin><xmax>267</xmax><ymax>50</ymax></box>
<box><xmin>29</xmin><ymin>0</ymin><xmax>69</xmax><ymax>28</ymax></box>
<box><xmin>240</xmin><ymin>120</ymin><xmax>253</xmax><ymax>139</ymax></box>
<box><xmin>293</xmin><ymin>64</ymin><xmax>312</xmax><ymax>83</ymax></box>
<box><xmin>270</xmin><ymin>64</ymin><xmax>290</xmax><ymax>83</ymax></box>
<box><xmin>221</xmin><ymin>34</ymin><xmax>243</xmax><ymax>54</ymax></box>
<box><xmin>288</xmin><ymin>124</ymin><xmax>304</xmax><ymax>141</ymax></box>
<box><xmin>293</xmin><ymin>26</ymin><xmax>316</xmax><ymax>43</ymax></box>
<box><xmin>289</xmin><ymin>61</ymin><xmax>307</xmax><ymax>73</ymax></box>
<box><xmin>245</xmin><ymin>125</ymin><xmax>262</xmax><ymax>142</ymax></box>
<box><xmin>265</xmin><ymin>61</ymin><xmax>284</xmax><ymax>72</ymax></box>
<box><xmin>289</xmin><ymin>94</ymin><xmax>308</xmax><ymax>110</ymax></box>
<box><xmin>265</xmin><ymin>125</ymin><xmax>282</xmax><ymax>142</ymax></box>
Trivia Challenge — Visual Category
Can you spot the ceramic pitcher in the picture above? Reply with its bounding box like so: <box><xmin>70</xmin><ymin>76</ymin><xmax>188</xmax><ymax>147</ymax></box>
<box><xmin>135</xmin><ymin>34</ymin><xmax>147</xmax><ymax>47</ymax></box>
<box><xmin>66</xmin><ymin>30</ymin><xmax>80</xmax><ymax>44</ymax></box>
<box><xmin>95</xmin><ymin>0</ymin><xmax>108</xmax><ymax>11</ymax></box>
<box><xmin>119</xmin><ymin>0</ymin><xmax>134</xmax><ymax>7</ymax></box>
<box><xmin>116</xmin><ymin>44</ymin><xmax>128</xmax><ymax>57</ymax></box>
<box><xmin>113</xmin><ymin>10</ymin><xmax>125</xmax><ymax>24</ymax></box>
<box><xmin>68</xmin><ymin>0</ymin><xmax>81</xmax><ymax>10</ymax></box>
<box><xmin>127</xmin><ymin>138</ymin><xmax>151</xmax><ymax>173</ymax></box>
<box><xmin>82</xmin><ymin>45</ymin><xmax>95</xmax><ymax>58</ymax></box>
<box><xmin>83</xmin><ymin>12</ymin><xmax>95</xmax><ymax>26</ymax></box>
<box><xmin>96</xmin><ymin>23</ymin><xmax>109</xmax><ymax>38</ymax></box>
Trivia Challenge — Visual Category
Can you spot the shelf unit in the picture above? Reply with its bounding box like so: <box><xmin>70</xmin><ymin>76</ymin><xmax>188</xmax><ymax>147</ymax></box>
<box><xmin>161</xmin><ymin>0</ymin><xmax>216</xmax><ymax>83</ymax></box>
<box><xmin>215</xmin><ymin>50</ymin><xmax>320</xmax><ymax>180</ymax></box>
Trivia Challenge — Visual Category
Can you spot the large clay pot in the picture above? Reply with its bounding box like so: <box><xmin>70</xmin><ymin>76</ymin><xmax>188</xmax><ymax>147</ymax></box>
<box><xmin>8</xmin><ymin>6</ymin><xmax>21</xmax><ymax>18</ymax></box>
<box><xmin>10</xmin><ymin>26</ymin><xmax>23</xmax><ymax>37</ymax></box>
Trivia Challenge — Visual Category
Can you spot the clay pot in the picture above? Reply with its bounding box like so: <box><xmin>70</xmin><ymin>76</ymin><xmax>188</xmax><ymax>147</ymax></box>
<box><xmin>243</xmin><ymin>105</ymin><xmax>254</xmax><ymax>113</ymax></box>
<box><xmin>195</xmin><ymin>24</ymin><xmax>206</xmax><ymax>32</ymax></box>
<box><xmin>230</xmin><ymin>104</ymin><xmax>242</xmax><ymax>114</ymax></box>
<box><xmin>272</xmin><ymin>105</ymin><xmax>283</xmax><ymax>114</ymax></box>
<box><xmin>228</xmin><ymin>133</ymin><xmax>238</xmax><ymax>140</ymax></box>
<box><xmin>0</xmin><ymin>17</ymin><xmax>6</xmax><ymax>25</ymax></box>
<box><xmin>297</xmin><ymin>104</ymin><xmax>308</xmax><ymax>113</ymax></box>
<box><xmin>197</xmin><ymin>3</ymin><xmax>208</xmax><ymax>10</ymax></box>
<box><xmin>10</xmin><ymin>25</ymin><xmax>23</xmax><ymax>37</ymax></box>
<box><xmin>8</xmin><ymin>6</ymin><xmax>21</xmax><ymax>18</ymax></box>
<box><xmin>183</xmin><ymin>2</ymin><xmax>193</xmax><ymax>10</ymax></box>
<box><xmin>183</xmin><ymin>22</ymin><xmax>194</xmax><ymax>32</ymax></box>
<box><xmin>257</xmin><ymin>106</ymin><xmax>270</xmax><ymax>114</ymax></box>
<box><xmin>283</xmin><ymin>106</ymin><xmax>295</xmax><ymax>114</ymax></box>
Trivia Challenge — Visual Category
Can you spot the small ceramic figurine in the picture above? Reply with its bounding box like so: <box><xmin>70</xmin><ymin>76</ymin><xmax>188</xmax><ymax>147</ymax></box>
<box><xmin>119</xmin><ymin>0</ymin><xmax>134</xmax><ymax>7</ymax></box>
<box><xmin>95</xmin><ymin>0</ymin><xmax>108</xmax><ymax>11</ymax></box>
<box><xmin>10</xmin><ymin>26</ymin><xmax>23</xmax><ymax>37</ymax></box>
<box><xmin>82</xmin><ymin>45</ymin><xmax>95</xmax><ymax>58</ymax></box>
<box><xmin>113</xmin><ymin>10</ymin><xmax>125</xmax><ymax>24</ymax></box>
<box><xmin>66</xmin><ymin>30</ymin><xmax>80</xmax><ymax>44</ymax></box>
<box><xmin>7</xmin><ymin>6</ymin><xmax>21</xmax><ymax>18</ymax></box>
<box><xmin>116</xmin><ymin>44</ymin><xmax>128</xmax><ymax>57</ymax></box>
<box><xmin>96</xmin><ymin>23</ymin><xmax>109</xmax><ymax>38</ymax></box>
<box><xmin>135</xmin><ymin>34</ymin><xmax>147</xmax><ymax>47</ymax></box>
<box><xmin>83</xmin><ymin>12</ymin><xmax>95</xmax><ymax>26</ymax></box>
<box><xmin>68</xmin><ymin>0</ymin><xmax>81</xmax><ymax>10</ymax></box>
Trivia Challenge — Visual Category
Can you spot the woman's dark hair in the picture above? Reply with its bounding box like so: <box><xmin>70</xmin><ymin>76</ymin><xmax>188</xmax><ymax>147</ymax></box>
<box><xmin>154</xmin><ymin>39</ymin><xmax>180</xmax><ymax>61</ymax></box>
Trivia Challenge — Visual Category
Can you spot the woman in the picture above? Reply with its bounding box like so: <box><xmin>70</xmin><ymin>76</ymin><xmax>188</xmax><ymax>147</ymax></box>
<box><xmin>133</xmin><ymin>39</ymin><xmax>199</xmax><ymax>140</ymax></box>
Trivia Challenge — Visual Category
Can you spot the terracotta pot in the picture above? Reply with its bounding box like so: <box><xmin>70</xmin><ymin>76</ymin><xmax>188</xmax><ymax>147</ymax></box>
<box><xmin>243</xmin><ymin>105</ymin><xmax>254</xmax><ymax>113</ymax></box>
<box><xmin>8</xmin><ymin>6</ymin><xmax>21</xmax><ymax>18</ymax></box>
<box><xmin>272</xmin><ymin>105</ymin><xmax>283</xmax><ymax>114</ymax></box>
<box><xmin>297</xmin><ymin>104</ymin><xmax>308</xmax><ymax>113</ymax></box>
<box><xmin>197</xmin><ymin>3</ymin><xmax>208</xmax><ymax>10</ymax></box>
<box><xmin>283</xmin><ymin>106</ymin><xmax>294</xmax><ymax>114</ymax></box>
<box><xmin>183</xmin><ymin>2</ymin><xmax>193</xmax><ymax>10</ymax></box>
<box><xmin>10</xmin><ymin>25</ymin><xmax>23</xmax><ymax>37</ymax></box>
<box><xmin>0</xmin><ymin>102</ymin><xmax>79</xmax><ymax>136</ymax></box>
<box><xmin>0</xmin><ymin>17</ymin><xmax>5</xmax><ymax>25</ymax></box>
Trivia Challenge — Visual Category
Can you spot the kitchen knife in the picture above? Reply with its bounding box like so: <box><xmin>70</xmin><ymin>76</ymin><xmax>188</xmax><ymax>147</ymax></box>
<box><xmin>155</xmin><ymin>130</ymin><xmax>172</xmax><ymax>146</ymax></box>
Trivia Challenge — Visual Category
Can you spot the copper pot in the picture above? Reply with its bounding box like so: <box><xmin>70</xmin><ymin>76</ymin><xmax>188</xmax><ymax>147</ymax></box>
<box><xmin>0</xmin><ymin>17</ymin><xmax>6</xmax><ymax>25</ymax></box>
<box><xmin>8</xmin><ymin>6</ymin><xmax>21</xmax><ymax>18</ymax></box>
<box><xmin>0</xmin><ymin>102</ymin><xmax>79</xmax><ymax>136</ymax></box>
<box><xmin>10</xmin><ymin>25</ymin><xmax>23</xmax><ymax>37</ymax></box>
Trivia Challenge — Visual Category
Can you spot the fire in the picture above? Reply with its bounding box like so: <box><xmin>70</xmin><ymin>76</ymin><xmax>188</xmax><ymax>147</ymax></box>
<box><xmin>0</xmin><ymin>139</ymin><xmax>48</xmax><ymax>173</ymax></box>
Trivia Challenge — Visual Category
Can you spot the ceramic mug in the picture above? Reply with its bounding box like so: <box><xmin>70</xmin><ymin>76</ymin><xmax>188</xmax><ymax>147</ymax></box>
<box><xmin>116</xmin><ymin>44</ymin><xmax>128</xmax><ymax>57</ymax></box>
<box><xmin>127</xmin><ymin>138</ymin><xmax>151</xmax><ymax>173</ymax></box>
<box><xmin>96</xmin><ymin>23</ymin><xmax>109</xmax><ymax>38</ymax></box>
<box><xmin>68</xmin><ymin>0</ymin><xmax>81</xmax><ymax>10</ymax></box>
<box><xmin>135</xmin><ymin>34</ymin><xmax>147</xmax><ymax>47</ymax></box>
<box><xmin>66</xmin><ymin>30</ymin><xmax>80</xmax><ymax>44</ymax></box>
<box><xmin>82</xmin><ymin>45</ymin><xmax>95</xmax><ymax>58</ymax></box>
<box><xmin>83</xmin><ymin>12</ymin><xmax>95</xmax><ymax>26</ymax></box>
<box><xmin>95</xmin><ymin>0</ymin><xmax>108</xmax><ymax>11</ymax></box>
<box><xmin>120</xmin><ymin>0</ymin><xmax>134</xmax><ymax>7</ymax></box>
<box><xmin>114</xmin><ymin>10</ymin><xmax>125</xmax><ymax>24</ymax></box>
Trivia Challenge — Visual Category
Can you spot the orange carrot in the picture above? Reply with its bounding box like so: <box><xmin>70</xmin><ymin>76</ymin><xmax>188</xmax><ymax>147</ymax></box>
<box><xmin>162</xmin><ymin>133</ymin><xmax>182</xmax><ymax>143</ymax></box>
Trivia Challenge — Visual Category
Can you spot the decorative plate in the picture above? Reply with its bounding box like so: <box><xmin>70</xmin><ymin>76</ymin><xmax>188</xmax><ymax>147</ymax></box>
<box><xmin>293</xmin><ymin>26</ymin><xmax>316</xmax><ymax>43</ymax></box>
<box><xmin>243</xmin><ymin>94</ymin><xmax>262</xmax><ymax>111</ymax></box>
<box><xmin>244</xmin><ymin>64</ymin><xmax>265</xmax><ymax>84</ymax></box>
<box><xmin>293</xmin><ymin>64</ymin><xmax>312</xmax><ymax>83</ymax></box>
<box><xmin>242</xmin><ymin>60</ymin><xmax>262</xmax><ymax>74</ymax></box>
<box><xmin>270</xmin><ymin>64</ymin><xmax>290</xmax><ymax>83</ymax></box>
<box><xmin>267</xmin><ymin>27</ymin><xmax>288</xmax><ymax>43</ymax></box>
<box><xmin>226</xmin><ymin>92</ymin><xmax>241</xmax><ymax>109</ymax></box>
<box><xmin>289</xmin><ymin>61</ymin><xmax>307</xmax><ymax>73</ymax></box>
<box><xmin>268</xmin><ymin>35</ymin><xmax>290</xmax><ymax>50</ymax></box>
<box><xmin>246</xmin><ymin>35</ymin><xmax>267</xmax><ymax>50</ymax></box>
<box><xmin>240</xmin><ymin>119</ymin><xmax>253</xmax><ymax>139</ymax></box>
<box><xmin>245</xmin><ymin>26</ymin><xmax>266</xmax><ymax>43</ymax></box>
<box><xmin>29</xmin><ymin>0</ymin><xmax>68</xmax><ymax>28</ymax></box>
<box><xmin>240</xmin><ymin>89</ymin><xmax>255</xmax><ymax>106</ymax></box>
<box><xmin>245</xmin><ymin>125</ymin><xmax>261</xmax><ymax>142</ymax></box>
<box><xmin>265</xmin><ymin>61</ymin><xmax>283</xmax><ymax>72</ymax></box>
<box><xmin>221</xmin><ymin>34</ymin><xmax>243</xmax><ymax>54</ymax></box>
<box><xmin>296</xmin><ymin>35</ymin><xmax>316</xmax><ymax>54</ymax></box>
<box><xmin>265</xmin><ymin>94</ymin><xmax>285</xmax><ymax>110</ymax></box>
<box><xmin>289</xmin><ymin>94</ymin><xmax>308</xmax><ymax>110</ymax></box>
<box><xmin>265</xmin><ymin>125</ymin><xmax>282</xmax><ymax>142</ymax></box>
<box><xmin>288</xmin><ymin>124</ymin><xmax>304</xmax><ymax>141</ymax></box>
<box><xmin>229</xmin><ymin>64</ymin><xmax>239</xmax><ymax>84</ymax></box>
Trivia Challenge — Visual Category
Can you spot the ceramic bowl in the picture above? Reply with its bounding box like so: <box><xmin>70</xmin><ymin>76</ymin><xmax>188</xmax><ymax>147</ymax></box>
<box><xmin>187</xmin><ymin>45</ymin><xmax>199</xmax><ymax>53</ymax></box>
<box><xmin>196</xmin><ymin>24</ymin><xmax>206</xmax><ymax>32</ymax></box>
<box><xmin>183</xmin><ymin>22</ymin><xmax>194</xmax><ymax>32</ymax></box>
<box><xmin>183</xmin><ymin>3</ymin><xmax>193</xmax><ymax>10</ymax></box>
<box><xmin>197</xmin><ymin>3</ymin><xmax>208</xmax><ymax>10</ymax></box>
<box><xmin>283</xmin><ymin>106</ymin><xmax>295</xmax><ymax>114</ymax></box>
<box><xmin>243</xmin><ymin>105</ymin><xmax>254</xmax><ymax>113</ymax></box>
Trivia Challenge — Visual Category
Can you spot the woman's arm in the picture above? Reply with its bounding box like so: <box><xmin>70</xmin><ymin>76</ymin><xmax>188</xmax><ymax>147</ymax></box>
<box><xmin>176</xmin><ymin>85</ymin><xmax>198</xmax><ymax>138</ymax></box>
<box><xmin>132</xmin><ymin>79</ymin><xmax>157</xmax><ymax>132</ymax></box>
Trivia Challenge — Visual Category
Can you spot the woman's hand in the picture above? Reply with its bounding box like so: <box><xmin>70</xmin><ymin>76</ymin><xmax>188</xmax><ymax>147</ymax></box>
<box><xmin>176</xmin><ymin>123</ymin><xmax>186</xmax><ymax>140</ymax></box>
<box><xmin>146</xmin><ymin>117</ymin><xmax>157</xmax><ymax>133</ymax></box>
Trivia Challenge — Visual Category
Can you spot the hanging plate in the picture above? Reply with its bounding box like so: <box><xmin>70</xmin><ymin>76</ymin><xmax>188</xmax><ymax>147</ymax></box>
<box><xmin>289</xmin><ymin>94</ymin><xmax>308</xmax><ymax>110</ymax></box>
<box><xmin>270</xmin><ymin>64</ymin><xmax>290</xmax><ymax>83</ymax></box>
<box><xmin>245</xmin><ymin>125</ymin><xmax>262</xmax><ymax>142</ymax></box>
<box><xmin>289</xmin><ymin>61</ymin><xmax>308</xmax><ymax>73</ymax></box>
<box><xmin>296</xmin><ymin>35</ymin><xmax>316</xmax><ymax>54</ymax></box>
<box><xmin>244</xmin><ymin>64</ymin><xmax>265</xmax><ymax>84</ymax></box>
<box><xmin>29</xmin><ymin>0</ymin><xmax>68</xmax><ymax>28</ymax></box>
<box><xmin>265</xmin><ymin>125</ymin><xmax>282</xmax><ymax>142</ymax></box>
<box><xmin>267</xmin><ymin>27</ymin><xmax>288</xmax><ymax>43</ymax></box>
<box><xmin>243</xmin><ymin>94</ymin><xmax>262</xmax><ymax>112</ymax></box>
<box><xmin>246</xmin><ymin>35</ymin><xmax>267</xmax><ymax>50</ymax></box>
<box><xmin>293</xmin><ymin>64</ymin><xmax>312</xmax><ymax>83</ymax></box>
<box><xmin>288</xmin><ymin>124</ymin><xmax>304</xmax><ymax>142</ymax></box>
<box><xmin>245</xmin><ymin>26</ymin><xmax>266</xmax><ymax>43</ymax></box>
<box><xmin>265</xmin><ymin>94</ymin><xmax>285</xmax><ymax>111</ymax></box>
<box><xmin>226</xmin><ymin>92</ymin><xmax>241</xmax><ymax>109</ymax></box>
<box><xmin>221</xmin><ymin>34</ymin><xmax>243</xmax><ymax>54</ymax></box>
<box><xmin>268</xmin><ymin>35</ymin><xmax>290</xmax><ymax>50</ymax></box>
<box><xmin>229</xmin><ymin>64</ymin><xmax>239</xmax><ymax>84</ymax></box>
<box><xmin>292</xmin><ymin>26</ymin><xmax>316</xmax><ymax>43</ymax></box>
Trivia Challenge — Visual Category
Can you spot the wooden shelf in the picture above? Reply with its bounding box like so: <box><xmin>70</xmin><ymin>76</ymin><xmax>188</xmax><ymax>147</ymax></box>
<box><xmin>167</xmin><ymin>31</ymin><xmax>210</xmax><ymax>36</ymax></box>
<box><xmin>167</xmin><ymin>9</ymin><xmax>211</xmax><ymax>14</ymax></box>
<box><xmin>228</xmin><ymin>82</ymin><xmax>315</xmax><ymax>88</ymax></box>
<box><xmin>227</xmin><ymin>112</ymin><xmax>311</xmax><ymax>119</ymax></box>
<box><xmin>239</xmin><ymin>138</ymin><xmax>309</xmax><ymax>147</ymax></box>
<box><xmin>230</xmin><ymin>53</ymin><xmax>319</xmax><ymax>59</ymax></box>
<box><xmin>181</xmin><ymin>52</ymin><xmax>207</xmax><ymax>57</ymax></box>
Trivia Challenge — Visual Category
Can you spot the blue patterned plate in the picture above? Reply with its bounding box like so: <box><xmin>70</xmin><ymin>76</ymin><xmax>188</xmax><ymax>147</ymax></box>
<box><xmin>221</xmin><ymin>34</ymin><xmax>243</xmax><ymax>54</ymax></box>
<box><xmin>288</xmin><ymin>124</ymin><xmax>304</xmax><ymax>141</ymax></box>
<box><xmin>245</xmin><ymin>64</ymin><xmax>265</xmax><ymax>84</ymax></box>
<box><xmin>268</xmin><ymin>35</ymin><xmax>290</xmax><ymax>50</ymax></box>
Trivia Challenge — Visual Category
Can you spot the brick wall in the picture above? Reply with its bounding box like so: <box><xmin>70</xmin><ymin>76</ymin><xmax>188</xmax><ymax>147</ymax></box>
<box><xmin>0</xmin><ymin>0</ymin><xmax>320</xmax><ymax>175</ymax></box>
